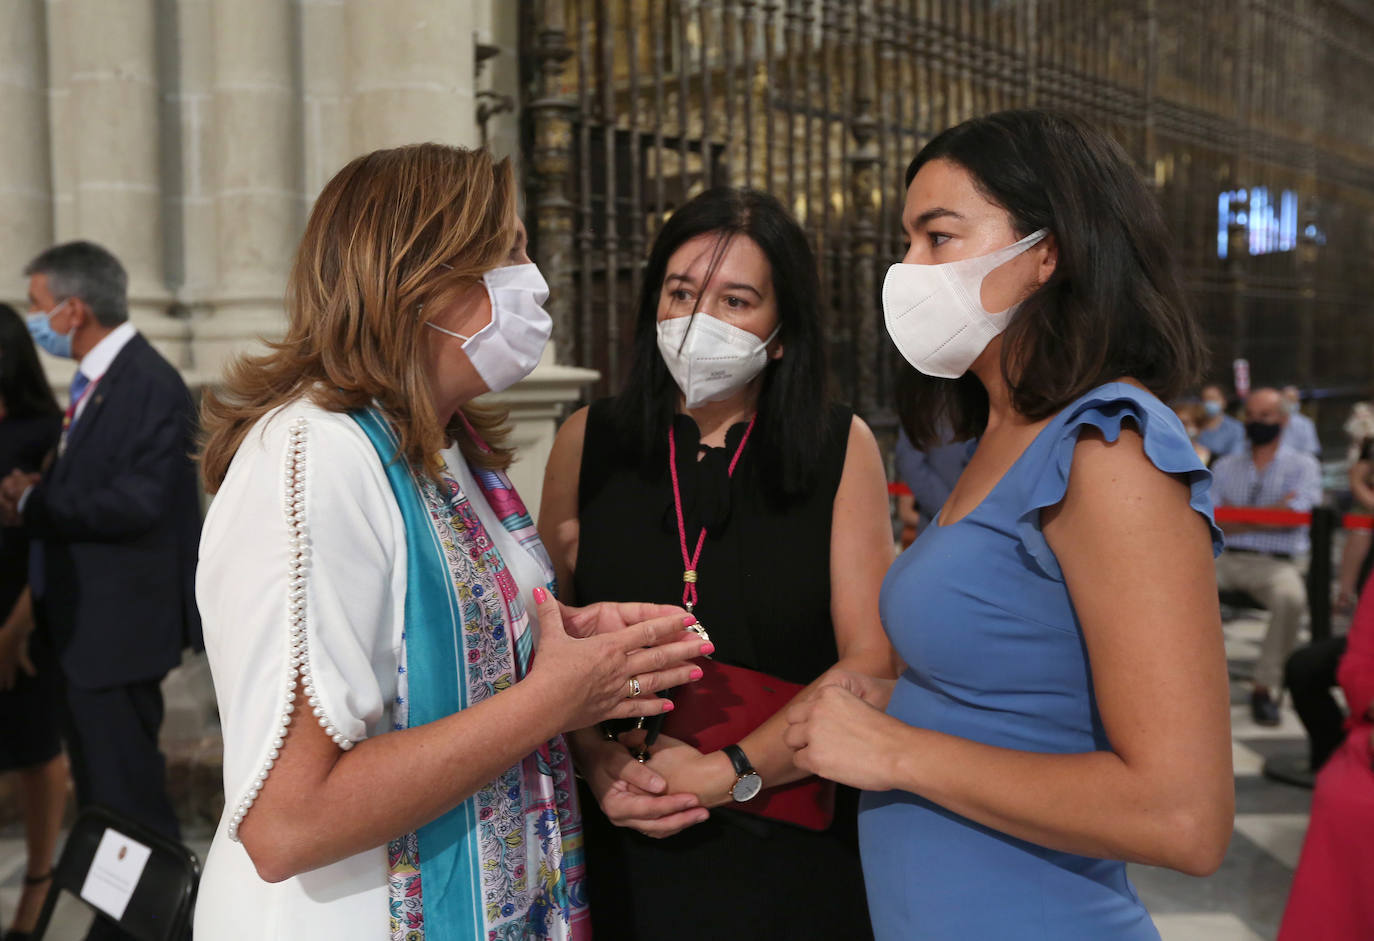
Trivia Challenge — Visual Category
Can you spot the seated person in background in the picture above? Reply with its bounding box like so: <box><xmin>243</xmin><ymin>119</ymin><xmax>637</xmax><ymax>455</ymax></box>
<box><xmin>1280</xmin><ymin>385</ymin><xmax>1322</xmax><ymax>458</ymax></box>
<box><xmin>1284</xmin><ymin>636</ymin><xmax>1350</xmax><ymax>778</ymax></box>
<box><xmin>1172</xmin><ymin>400</ymin><xmax>1213</xmax><ymax>465</ymax></box>
<box><xmin>1197</xmin><ymin>382</ymin><xmax>1245</xmax><ymax>459</ymax></box>
<box><xmin>1336</xmin><ymin>436</ymin><xmax>1374</xmax><ymax>612</ymax></box>
<box><xmin>1277</xmin><ymin>579</ymin><xmax>1374</xmax><ymax>941</ymax></box>
<box><xmin>1213</xmin><ymin>387</ymin><xmax>1323</xmax><ymax>726</ymax></box>
<box><xmin>892</xmin><ymin>416</ymin><xmax>975</xmax><ymax>534</ymax></box>
<box><xmin>893</xmin><ymin>487</ymin><xmax>922</xmax><ymax>549</ymax></box>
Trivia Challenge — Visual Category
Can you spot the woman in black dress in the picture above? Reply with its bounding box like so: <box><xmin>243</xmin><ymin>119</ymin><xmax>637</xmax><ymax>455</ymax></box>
<box><xmin>539</xmin><ymin>188</ymin><xmax>896</xmax><ymax>939</ymax></box>
<box><xmin>0</xmin><ymin>303</ymin><xmax>67</xmax><ymax>940</ymax></box>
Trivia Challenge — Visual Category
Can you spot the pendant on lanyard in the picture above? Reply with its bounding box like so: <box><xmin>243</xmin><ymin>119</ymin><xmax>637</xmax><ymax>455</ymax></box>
<box><xmin>667</xmin><ymin>414</ymin><xmax>757</xmax><ymax>652</ymax></box>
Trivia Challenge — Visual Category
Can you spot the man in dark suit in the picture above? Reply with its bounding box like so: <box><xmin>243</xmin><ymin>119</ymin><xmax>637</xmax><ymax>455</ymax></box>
<box><xmin>0</xmin><ymin>241</ymin><xmax>201</xmax><ymax>847</ymax></box>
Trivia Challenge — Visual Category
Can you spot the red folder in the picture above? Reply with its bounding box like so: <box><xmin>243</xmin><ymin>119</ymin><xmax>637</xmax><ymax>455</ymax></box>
<box><xmin>663</xmin><ymin>659</ymin><xmax>836</xmax><ymax>831</ymax></box>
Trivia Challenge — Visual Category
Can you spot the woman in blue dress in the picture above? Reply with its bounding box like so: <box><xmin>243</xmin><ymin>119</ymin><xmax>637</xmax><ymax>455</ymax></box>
<box><xmin>784</xmin><ymin>110</ymin><xmax>1235</xmax><ymax>940</ymax></box>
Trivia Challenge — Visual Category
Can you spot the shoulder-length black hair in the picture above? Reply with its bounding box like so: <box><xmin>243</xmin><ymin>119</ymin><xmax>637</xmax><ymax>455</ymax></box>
<box><xmin>896</xmin><ymin>109</ymin><xmax>1206</xmax><ymax>447</ymax></box>
<box><xmin>0</xmin><ymin>303</ymin><xmax>60</xmax><ymax>420</ymax></box>
<box><xmin>610</xmin><ymin>186</ymin><xmax>829</xmax><ymax>496</ymax></box>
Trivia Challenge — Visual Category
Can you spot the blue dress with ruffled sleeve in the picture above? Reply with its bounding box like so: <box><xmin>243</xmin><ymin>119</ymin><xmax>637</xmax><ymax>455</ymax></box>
<box><xmin>859</xmin><ymin>382</ymin><xmax>1224</xmax><ymax>940</ymax></box>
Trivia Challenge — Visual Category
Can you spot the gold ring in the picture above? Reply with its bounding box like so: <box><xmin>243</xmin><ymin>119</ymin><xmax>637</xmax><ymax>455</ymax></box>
<box><xmin>627</xmin><ymin>676</ymin><xmax>642</xmax><ymax>698</ymax></box>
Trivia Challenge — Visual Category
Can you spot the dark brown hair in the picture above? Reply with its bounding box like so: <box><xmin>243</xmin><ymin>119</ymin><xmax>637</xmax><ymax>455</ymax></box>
<box><xmin>896</xmin><ymin>110</ymin><xmax>1206</xmax><ymax>447</ymax></box>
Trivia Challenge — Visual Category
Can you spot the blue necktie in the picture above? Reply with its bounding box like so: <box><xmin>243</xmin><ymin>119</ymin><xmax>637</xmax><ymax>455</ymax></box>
<box><xmin>69</xmin><ymin>371</ymin><xmax>90</xmax><ymax>412</ymax></box>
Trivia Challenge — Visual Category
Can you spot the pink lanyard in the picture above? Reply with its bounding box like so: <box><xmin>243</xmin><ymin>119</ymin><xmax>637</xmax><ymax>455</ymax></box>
<box><xmin>668</xmin><ymin>415</ymin><xmax>757</xmax><ymax>612</ymax></box>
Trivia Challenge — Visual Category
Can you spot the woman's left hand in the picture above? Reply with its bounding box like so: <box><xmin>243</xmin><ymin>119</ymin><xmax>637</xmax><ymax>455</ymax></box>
<box><xmin>643</xmin><ymin>734</ymin><xmax>735</xmax><ymax>809</ymax></box>
<box><xmin>560</xmin><ymin>600</ymin><xmax>694</xmax><ymax>640</ymax></box>
<box><xmin>783</xmin><ymin>685</ymin><xmax>910</xmax><ymax>792</ymax></box>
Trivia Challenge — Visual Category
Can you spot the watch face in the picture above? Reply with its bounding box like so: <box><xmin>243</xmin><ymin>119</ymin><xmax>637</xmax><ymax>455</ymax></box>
<box><xmin>731</xmin><ymin>772</ymin><xmax>763</xmax><ymax>803</ymax></box>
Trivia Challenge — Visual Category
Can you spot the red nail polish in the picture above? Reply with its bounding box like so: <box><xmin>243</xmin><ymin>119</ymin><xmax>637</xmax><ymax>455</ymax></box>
<box><xmin>689</xmin><ymin>667</ymin><xmax>704</xmax><ymax>680</ymax></box>
<box><xmin>661</xmin><ymin>700</ymin><xmax>675</xmax><ymax>712</ymax></box>
<box><xmin>532</xmin><ymin>587</ymin><xmax>546</xmax><ymax>604</ymax></box>
<box><xmin>700</xmin><ymin>643</ymin><xmax>715</xmax><ymax>656</ymax></box>
<box><xmin>683</xmin><ymin>615</ymin><xmax>698</xmax><ymax>627</ymax></box>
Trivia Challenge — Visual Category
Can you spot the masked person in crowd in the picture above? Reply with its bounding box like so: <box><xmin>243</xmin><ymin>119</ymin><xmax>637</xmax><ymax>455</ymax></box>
<box><xmin>1336</xmin><ymin>433</ymin><xmax>1374</xmax><ymax>611</ymax></box>
<box><xmin>1173</xmin><ymin>400</ymin><xmax>1213</xmax><ymax>465</ymax></box>
<box><xmin>1278</xmin><ymin>576</ymin><xmax>1374</xmax><ymax>941</ymax></box>
<box><xmin>781</xmin><ymin>110</ymin><xmax>1234</xmax><ymax>941</ymax></box>
<box><xmin>1</xmin><ymin>241</ymin><xmax>200</xmax><ymax>941</ymax></box>
<box><xmin>1198</xmin><ymin>382</ymin><xmax>1245</xmax><ymax>459</ymax></box>
<box><xmin>538</xmin><ymin>187</ymin><xmax>896</xmax><ymax>940</ymax></box>
<box><xmin>0</xmin><ymin>304</ymin><xmax>67</xmax><ymax>941</ymax></box>
<box><xmin>1212</xmin><ymin>387</ymin><xmax>1323</xmax><ymax>725</ymax></box>
<box><xmin>1280</xmin><ymin>385</ymin><xmax>1322</xmax><ymax>457</ymax></box>
<box><xmin>194</xmin><ymin>144</ymin><xmax>708</xmax><ymax>940</ymax></box>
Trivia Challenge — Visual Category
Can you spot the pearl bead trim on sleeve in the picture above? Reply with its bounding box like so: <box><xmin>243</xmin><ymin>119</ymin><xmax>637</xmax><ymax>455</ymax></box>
<box><xmin>227</xmin><ymin>416</ymin><xmax>354</xmax><ymax>843</ymax></box>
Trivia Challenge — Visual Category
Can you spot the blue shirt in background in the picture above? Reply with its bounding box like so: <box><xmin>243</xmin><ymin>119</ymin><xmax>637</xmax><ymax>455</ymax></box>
<box><xmin>893</xmin><ymin>427</ymin><xmax>976</xmax><ymax>522</ymax></box>
<box><xmin>1197</xmin><ymin>414</ymin><xmax>1245</xmax><ymax>458</ymax></box>
<box><xmin>1281</xmin><ymin>411</ymin><xmax>1322</xmax><ymax>457</ymax></box>
<box><xmin>1211</xmin><ymin>444</ymin><xmax>1323</xmax><ymax>556</ymax></box>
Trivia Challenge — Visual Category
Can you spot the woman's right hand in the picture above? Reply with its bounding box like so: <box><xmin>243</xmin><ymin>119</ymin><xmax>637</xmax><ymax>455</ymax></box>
<box><xmin>530</xmin><ymin>587</ymin><xmax>710</xmax><ymax>731</ymax></box>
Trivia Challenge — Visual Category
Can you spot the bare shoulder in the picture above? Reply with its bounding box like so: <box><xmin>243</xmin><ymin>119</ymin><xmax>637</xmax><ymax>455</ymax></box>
<box><xmin>847</xmin><ymin>412</ymin><xmax>879</xmax><ymax>451</ymax></box>
<box><xmin>546</xmin><ymin>405</ymin><xmax>591</xmax><ymax>474</ymax></box>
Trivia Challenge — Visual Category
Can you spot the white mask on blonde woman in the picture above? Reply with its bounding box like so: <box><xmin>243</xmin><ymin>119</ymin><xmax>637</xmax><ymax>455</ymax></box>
<box><xmin>427</xmin><ymin>263</ymin><xmax>553</xmax><ymax>393</ymax></box>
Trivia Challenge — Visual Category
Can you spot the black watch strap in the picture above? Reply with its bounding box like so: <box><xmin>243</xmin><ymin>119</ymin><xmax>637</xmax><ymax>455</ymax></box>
<box><xmin>722</xmin><ymin>743</ymin><xmax>754</xmax><ymax>776</ymax></box>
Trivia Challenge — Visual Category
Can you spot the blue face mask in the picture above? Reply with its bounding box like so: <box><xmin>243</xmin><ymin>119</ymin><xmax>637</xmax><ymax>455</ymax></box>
<box><xmin>1203</xmin><ymin>399</ymin><xmax>1223</xmax><ymax>418</ymax></box>
<box><xmin>26</xmin><ymin>300</ymin><xmax>73</xmax><ymax>359</ymax></box>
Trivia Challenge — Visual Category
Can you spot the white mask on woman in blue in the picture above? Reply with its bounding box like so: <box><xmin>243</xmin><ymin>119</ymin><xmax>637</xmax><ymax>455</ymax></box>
<box><xmin>882</xmin><ymin>229</ymin><xmax>1048</xmax><ymax>379</ymax></box>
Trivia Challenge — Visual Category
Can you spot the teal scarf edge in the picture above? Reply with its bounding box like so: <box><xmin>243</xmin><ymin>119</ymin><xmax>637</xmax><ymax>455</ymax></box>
<box><xmin>350</xmin><ymin>408</ymin><xmax>481</xmax><ymax>941</ymax></box>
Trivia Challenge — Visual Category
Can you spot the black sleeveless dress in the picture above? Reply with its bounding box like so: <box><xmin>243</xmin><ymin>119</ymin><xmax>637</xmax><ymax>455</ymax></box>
<box><xmin>574</xmin><ymin>399</ymin><xmax>874</xmax><ymax>941</ymax></box>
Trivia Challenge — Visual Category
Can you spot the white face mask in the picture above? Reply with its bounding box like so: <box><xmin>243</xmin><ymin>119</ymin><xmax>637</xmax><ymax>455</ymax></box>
<box><xmin>882</xmin><ymin>228</ymin><xmax>1048</xmax><ymax>379</ymax></box>
<box><xmin>656</xmin><ymin>314</ymin><xmax>780</xmax><ymax>409</ymax></box>
<box><xmin>427</xmin><ymin>262</ymin><xmax>553</xmax><ymax>393</ymax></box>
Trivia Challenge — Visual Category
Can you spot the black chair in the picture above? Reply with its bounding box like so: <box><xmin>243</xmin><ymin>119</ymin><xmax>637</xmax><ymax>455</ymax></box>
<box><xmin>30</xmin><ymin>805</ymin><xmax>200</xmax><ymax>941</ymax></box>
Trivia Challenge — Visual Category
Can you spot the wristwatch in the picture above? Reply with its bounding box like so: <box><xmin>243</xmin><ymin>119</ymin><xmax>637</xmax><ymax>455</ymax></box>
<box><xmin>722</xmin><ymin>744</ymin><xmax>763</xmax><ymax>803</ymax></box>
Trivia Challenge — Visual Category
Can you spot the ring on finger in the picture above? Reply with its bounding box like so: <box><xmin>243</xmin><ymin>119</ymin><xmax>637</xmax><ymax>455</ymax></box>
<box><xmin>626</xmin><ymin>676</ymin><xmax>642</xmax><ymax>698</ymax></box>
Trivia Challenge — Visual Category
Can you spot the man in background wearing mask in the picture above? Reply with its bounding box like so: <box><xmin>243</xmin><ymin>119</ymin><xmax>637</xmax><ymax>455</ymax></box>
<box><xmin>0</xmin><ymin>242</ymin><xmax>200</xmax><ymax>883</ymax></box>
<box><xmin>1280</xmin><ymin>384</ymin><xmax>1323</xmax><ymax>457</ymax></box>
<box><xmin>1212</xmin><ymin>386</ymin><xmax>1323</xmax><ymax>726</ymax></box>
<box><xmin>1197</xmin><ymin>382</ymin><xmax>1245</xmax><ymax>459</ymax></box>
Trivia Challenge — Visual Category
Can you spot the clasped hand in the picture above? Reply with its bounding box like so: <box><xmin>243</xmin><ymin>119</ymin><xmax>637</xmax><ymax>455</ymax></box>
<box><xmin>781</xmin><ymin>668</ymin><xmax>907</xmax><ymax>793</ymax></box>
<box><xmin>0</xmin><ymin>470</ymin><xmax>39</xmax><ymax>526</ymax></box>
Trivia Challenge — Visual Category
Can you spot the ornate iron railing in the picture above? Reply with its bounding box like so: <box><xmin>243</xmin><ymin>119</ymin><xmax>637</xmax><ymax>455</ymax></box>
<box><xmin>523</xmin><ymin>0</ymin><xmax>1374</xmax><ymax>428</ymax></box>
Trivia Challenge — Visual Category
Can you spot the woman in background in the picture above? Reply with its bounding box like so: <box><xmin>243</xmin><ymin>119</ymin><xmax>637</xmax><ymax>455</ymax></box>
<box><xmin>1278</xmin><ymin>576</ymin><xmax>1374</xmax><ymax>939</ymax></box>
<box><xmin>0</xmin><ymin>303</ymin><xmax>67</xmax><ymax>941</ymax></box>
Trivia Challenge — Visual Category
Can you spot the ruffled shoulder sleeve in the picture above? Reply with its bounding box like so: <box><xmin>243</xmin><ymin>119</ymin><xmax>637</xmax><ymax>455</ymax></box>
<box><xmin>1015</xmin><ymin>383</ymin><xmax>1225</xmax><ymax>580</ymax></box>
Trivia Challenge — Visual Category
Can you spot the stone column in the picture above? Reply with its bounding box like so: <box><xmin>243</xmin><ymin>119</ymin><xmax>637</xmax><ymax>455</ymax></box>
<box><xmin>0</xmin><ymin>1</ymin><xmax>53</xmax><ymax>308</ymax></box>
<box><xmin>346</xmin><ymin>0</ymin><xmax>477</xmax><ymax>152</ymax></box>
<box><xmin>193</xmin><ymin>0</ymin><xmax>304</xmax><ymax>382</ymax></box>
<box><xmin>59</xmin><ymin>0</ymin><xmax>182</xmax><ymax>358</ymax></box>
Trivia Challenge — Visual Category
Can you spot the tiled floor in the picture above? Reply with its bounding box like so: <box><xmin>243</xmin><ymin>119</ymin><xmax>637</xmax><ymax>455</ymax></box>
<box><xmin>0</xmin><ymin>613</ymin><xmax>1328</xmax><ymax>939</ymax></box>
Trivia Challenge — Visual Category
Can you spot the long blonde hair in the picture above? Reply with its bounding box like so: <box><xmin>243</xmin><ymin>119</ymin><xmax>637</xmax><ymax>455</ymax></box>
<box><xmin>200</xmin><ymin>143</ymin><xmax>518</xmax><ymax>492</ymax></box>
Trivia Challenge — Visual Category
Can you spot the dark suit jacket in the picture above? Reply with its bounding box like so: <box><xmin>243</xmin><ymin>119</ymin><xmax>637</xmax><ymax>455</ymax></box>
<box><xmin>24</xmin><ymin>332</ymin><xmax>203</xmax><ymax>689</ymax></box>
